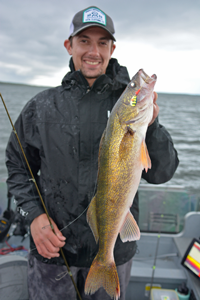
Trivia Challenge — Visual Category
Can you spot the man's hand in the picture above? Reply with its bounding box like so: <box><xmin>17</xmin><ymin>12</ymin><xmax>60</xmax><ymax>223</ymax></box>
<box><xmin>30</xmin><ymin>214</ymin><xmax>66</xmax><ymax>259</ymax></box>
<box><xmin>149</xmin><ymin>91</ymin><xmax>159</xmax><ymax>126</ymax></box>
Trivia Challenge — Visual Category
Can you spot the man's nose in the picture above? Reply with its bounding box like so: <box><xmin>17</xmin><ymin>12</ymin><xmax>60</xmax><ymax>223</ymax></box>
<box><xmin>88</xmin><ymin>43</ymin><xmax>100</xmax><ymax>56</ymax></box>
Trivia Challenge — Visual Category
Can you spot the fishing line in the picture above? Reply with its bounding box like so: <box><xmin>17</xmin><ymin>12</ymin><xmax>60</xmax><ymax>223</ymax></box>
<box><xmin>29</xmin><ymin>204</ymin><xmax>90</xmax><ymax>252</ymax></box>
<box><xmin>29</xmin><ymin>205</ymin><xmax>90</xmax><ymax>255</ymax></box>
<box><xmin>136</xmin><ymin>74</ymin><xmax>150</xmax><ymax>95</ymax></box>
<box><xmin>0</xmin><ymin>93</ymin><xmax>83</xmax><ymax>300</ymax></box>
<box><xmin>60</xmin><ymin>204</ymin><xmax>90</xmax><ymax>232</ymax></box>
<box><xmin>41</xmin><ymin>205</ymin><xmax>89</xmax><ymax>232</ymax></box>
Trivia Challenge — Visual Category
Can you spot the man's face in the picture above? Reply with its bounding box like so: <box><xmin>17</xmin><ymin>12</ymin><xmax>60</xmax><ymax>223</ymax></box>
<box><xmin>64</xmin><ymin>27</ymin><xmax>116</xmax><ymax>86</ymax></box>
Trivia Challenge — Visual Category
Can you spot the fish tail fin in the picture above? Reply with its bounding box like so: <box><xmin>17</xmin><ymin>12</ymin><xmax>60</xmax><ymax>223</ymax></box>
<box><xmin>85</xmin><ymin>255</ymin><xmax>120</xmax><ymax>300</ymax></box>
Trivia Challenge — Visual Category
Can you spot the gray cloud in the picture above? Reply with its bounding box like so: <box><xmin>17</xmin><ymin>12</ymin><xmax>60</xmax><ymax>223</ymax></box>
<box><xmin>0</xmin><ymin>0</ymin><xmax>199</xmax><ymax>86</ymax></box>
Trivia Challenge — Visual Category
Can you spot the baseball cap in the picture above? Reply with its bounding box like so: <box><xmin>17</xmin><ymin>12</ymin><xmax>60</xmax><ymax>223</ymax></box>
<box><xmin>69</xmin><ymin>6</ymin><xmax>116</xmax><ymax>41</ymax></box>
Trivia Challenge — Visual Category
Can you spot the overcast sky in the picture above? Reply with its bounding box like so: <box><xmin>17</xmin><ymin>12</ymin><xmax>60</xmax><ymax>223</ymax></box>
<box><xmin>0</xmin><ymin>0</ymin><xmax>200</xmax><ymax>94</ymax></box>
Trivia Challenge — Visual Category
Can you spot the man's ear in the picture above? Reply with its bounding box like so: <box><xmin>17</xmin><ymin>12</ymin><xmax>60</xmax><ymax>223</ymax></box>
<box><xmin>111</xmin><ymin>43</ymin><xmax>116</xmax><ymax>56</ymax></box>
<box><xmin>64</xmin><ymin>39</ymin><xmax>72</xmax><ymax>55</ymax></box>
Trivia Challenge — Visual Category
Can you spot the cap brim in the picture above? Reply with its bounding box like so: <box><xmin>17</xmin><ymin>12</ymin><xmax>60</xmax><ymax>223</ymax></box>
<box><xmin>69</xmin><ymin>24</ymin><xmax>116</xmax><ymax>41</ymax></box>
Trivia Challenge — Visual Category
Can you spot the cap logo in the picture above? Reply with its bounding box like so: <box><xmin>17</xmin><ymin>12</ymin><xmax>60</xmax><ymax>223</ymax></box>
<box><xmin>83</xmin><ymin>7</ymin><xmax>106</xmax><ymax>26</ymax></box>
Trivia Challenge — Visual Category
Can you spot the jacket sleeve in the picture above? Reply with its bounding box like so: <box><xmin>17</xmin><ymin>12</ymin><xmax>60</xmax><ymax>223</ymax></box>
<box><xmin>5</xmin><ymin>101</ymin><xmax>45</xmax><ymax>225</ymax></box>
<box><xmin>142</xmin><ymin>116</ymin><xmax>179</xmax><ymax>184</ymax></box>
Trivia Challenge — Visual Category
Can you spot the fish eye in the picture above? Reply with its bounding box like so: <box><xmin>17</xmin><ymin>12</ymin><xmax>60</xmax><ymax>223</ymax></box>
<box><xmin>129</xmin><ymin>82</ymin><xmax>136</xmax><ymax>88</ymax></box>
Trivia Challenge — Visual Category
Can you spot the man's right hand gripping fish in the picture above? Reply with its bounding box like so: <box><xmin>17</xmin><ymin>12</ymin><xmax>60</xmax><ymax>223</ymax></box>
<box><xmin>85</xmin><ymin>69</ymin><xmax>157</xmax><ymax>299</ymax></box>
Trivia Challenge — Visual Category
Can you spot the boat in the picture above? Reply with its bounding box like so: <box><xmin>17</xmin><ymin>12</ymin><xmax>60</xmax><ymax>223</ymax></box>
<box><xmin>0</xmin><ymin>181</ymin><xmax>200</xmax><ymax>300</ymax></box>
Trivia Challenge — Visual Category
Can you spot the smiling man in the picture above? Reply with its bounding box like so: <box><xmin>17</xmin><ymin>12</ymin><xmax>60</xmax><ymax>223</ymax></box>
<box><xmin>64</xmin><ymin>26</ymin><xmax>116</xmax><ymax>86</ymax></box>
<box><xmin>6</xmin><ymin>6</ymin><xmax>179</xmax><ymax>300</ymax></box>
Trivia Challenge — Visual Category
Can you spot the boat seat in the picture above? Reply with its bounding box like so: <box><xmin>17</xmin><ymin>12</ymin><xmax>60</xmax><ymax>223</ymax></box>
<box><xmin>0</xmin><ymin>254</ymin><xmax>28</xmax><ymax>300</ymax></box>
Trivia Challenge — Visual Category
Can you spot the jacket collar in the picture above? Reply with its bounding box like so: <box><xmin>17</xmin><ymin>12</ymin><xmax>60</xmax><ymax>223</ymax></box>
<box><xmin>61</xmin><ymin>57</ymin><xmax>130</xmax><ymax>92</ymax></box>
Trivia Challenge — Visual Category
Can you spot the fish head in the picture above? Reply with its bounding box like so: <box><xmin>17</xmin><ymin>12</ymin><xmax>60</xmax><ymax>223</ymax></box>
<box><xmin>117</xmin><ymin>69</ymin><xmax>157</xmax><ymax>128</ymax></box>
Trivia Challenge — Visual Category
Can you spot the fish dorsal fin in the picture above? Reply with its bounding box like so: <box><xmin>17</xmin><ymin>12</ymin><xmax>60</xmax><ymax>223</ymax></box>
<box><xmin>86</xmin><ymin>196</ymin><xmax>99</xmax><ymax>243</ymax></box>
<box><xmin>120</xmin><ymin>210</ymin><xmax>140</xmax><ymax>242</ymax></box>
<box><xmin>141</xmin><ymin>139</ymin><xmax>151</xmax><ymax>172</ymax></box>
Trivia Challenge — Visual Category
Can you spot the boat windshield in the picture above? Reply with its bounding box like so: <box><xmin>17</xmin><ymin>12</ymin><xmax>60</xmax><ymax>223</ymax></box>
<box><xmin>138</xmin><ymin>184</ymin><xmax>200</xmax><ymax>234</ymax></box>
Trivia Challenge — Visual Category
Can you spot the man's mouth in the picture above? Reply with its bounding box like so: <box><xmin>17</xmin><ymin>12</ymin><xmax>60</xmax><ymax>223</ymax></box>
<box><xmin>85</xmin><ymin>61</ymin><xmax>100</xmax><ymax>65</ymax></box>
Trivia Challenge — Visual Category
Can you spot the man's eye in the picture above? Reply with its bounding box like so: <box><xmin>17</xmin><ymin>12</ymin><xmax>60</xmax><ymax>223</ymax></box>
<box><xmin>100</xmin><ymin>42</ymin><xmax>107</xmax><ymax>46</ymax></box>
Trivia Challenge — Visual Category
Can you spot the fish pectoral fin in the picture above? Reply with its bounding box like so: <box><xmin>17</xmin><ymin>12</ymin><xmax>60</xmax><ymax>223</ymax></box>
<box><xmin>120</xmin><ymin>210</ymin><xmax>140</xmax><ymax>242</ymax></box>
<box><xmin>87</xmin><ymin>196</ymin><xmax>99</xmax><ymax>243</ymax></box>
<box><xmin>141</xmin><ymin>139</ymin><xmax>151</xmax><ymax>172</ymax></box>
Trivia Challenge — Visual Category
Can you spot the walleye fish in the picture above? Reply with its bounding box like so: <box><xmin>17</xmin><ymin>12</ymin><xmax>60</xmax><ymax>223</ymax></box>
<box><xmin>85</xmin><ymin>69</ymin><xmax>157</xmax><ymax>299</ymax></box>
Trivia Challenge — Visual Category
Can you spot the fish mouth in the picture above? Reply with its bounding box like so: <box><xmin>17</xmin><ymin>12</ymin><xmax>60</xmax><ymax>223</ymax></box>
<box><xmin>133</xmin><ymin>70</ymin><xmax>157</xmax><ymax>107</ymax></box>
<box><xmin>122</xmin><ymin>69</ymin><xmax>156</xmax><ymax>125</ymax></box>
<box><xmin>139</xmin><ymin>69</ymin><xmax>157</xmax><ymax>84</ymax></box>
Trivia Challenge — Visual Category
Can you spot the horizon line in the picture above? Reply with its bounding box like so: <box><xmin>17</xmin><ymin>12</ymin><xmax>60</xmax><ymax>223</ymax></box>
<box><xmin>0</xmin><ymin>80</ymin><xmax>200</xmax><ymax>97</ymax></box>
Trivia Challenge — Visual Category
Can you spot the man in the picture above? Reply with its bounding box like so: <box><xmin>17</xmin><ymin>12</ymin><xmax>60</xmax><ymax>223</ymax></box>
<box><xmin>5</xmin><ymin>6</ymin><xmax>179</xmax><ymax>300</ymax></box>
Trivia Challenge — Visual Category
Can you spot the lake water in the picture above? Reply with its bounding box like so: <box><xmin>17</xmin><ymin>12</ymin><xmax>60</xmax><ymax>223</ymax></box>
<box><xmin>0</xmin><ymin>82</ymin><xmax>200</xmax><ymax>199</ymax></box>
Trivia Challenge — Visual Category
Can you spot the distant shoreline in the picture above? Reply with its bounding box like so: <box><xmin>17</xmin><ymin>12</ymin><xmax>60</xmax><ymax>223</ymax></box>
<box><xmin>0</xmin><ymin>81</ymin><xmax>200</xmax><ymax>97</ymax></box>
<box><xmin>0</xmin><ymin>81</ymin><xmax>50</xmax><ymax>89</ymax></box>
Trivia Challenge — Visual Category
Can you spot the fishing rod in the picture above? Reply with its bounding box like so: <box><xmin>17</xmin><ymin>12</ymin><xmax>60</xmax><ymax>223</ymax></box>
<box><xmin>0</xmin><ymin>93</ymin><xmax>82</xmax><ymax>300</ymax></box>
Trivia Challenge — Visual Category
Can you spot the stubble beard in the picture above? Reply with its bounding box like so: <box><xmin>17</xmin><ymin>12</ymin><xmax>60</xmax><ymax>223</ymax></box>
<box><xmin>80</xmin><ymin>59</ymin><xmax>105</xmax><ymax>81</ymax></box>
<box><xmin>81</xmin><ymin>68</ymin><xmax>104</xmax><ymax>81</ymax></box>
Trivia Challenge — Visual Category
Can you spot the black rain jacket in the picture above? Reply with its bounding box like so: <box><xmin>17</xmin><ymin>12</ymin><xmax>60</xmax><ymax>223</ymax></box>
<box><xmin>6</xmin><ymin>58</ymin><xmax>179</xmax><ymax>267</ymax></box>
